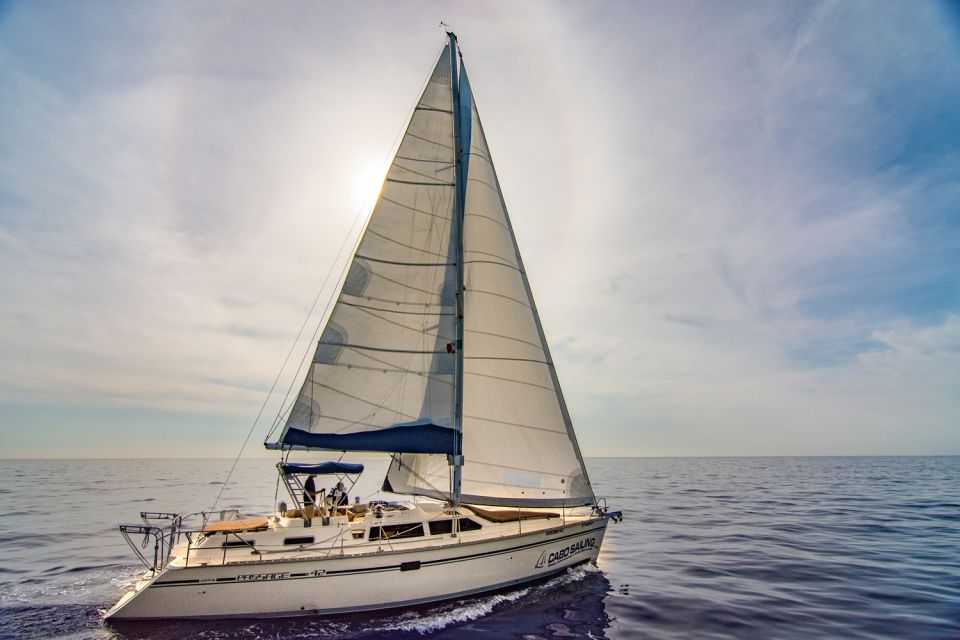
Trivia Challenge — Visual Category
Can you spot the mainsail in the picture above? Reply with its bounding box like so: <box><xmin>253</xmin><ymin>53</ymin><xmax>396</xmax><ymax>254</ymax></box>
<box><xmin>271</xmin><ymin>37</ymin><xmax>594</xmax><ymax>508</ymax></box>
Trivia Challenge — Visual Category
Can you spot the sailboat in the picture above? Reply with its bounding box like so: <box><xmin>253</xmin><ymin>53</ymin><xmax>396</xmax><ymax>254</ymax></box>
<box><xmin>106</xmin><ymin>32</ymin><xmax>621</xmax><ymax>621</ymax></box>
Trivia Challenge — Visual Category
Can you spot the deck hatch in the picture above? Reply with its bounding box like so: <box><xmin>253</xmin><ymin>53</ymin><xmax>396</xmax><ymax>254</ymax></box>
<box><xmin>221</xmin><ymin>540</ymin><xmax>253</xmax><ymax>548</ymax></box>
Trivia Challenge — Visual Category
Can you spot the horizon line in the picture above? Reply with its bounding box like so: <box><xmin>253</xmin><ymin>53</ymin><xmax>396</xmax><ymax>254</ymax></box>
<box><xmin>1</xmin><ymin>454</ymin><xmax>958</xmax><ymax>461</ymax></box>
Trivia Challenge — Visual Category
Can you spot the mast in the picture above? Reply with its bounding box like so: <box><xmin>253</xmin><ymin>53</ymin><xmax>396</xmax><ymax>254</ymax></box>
<box><xmin>448</xmin><ymin>31</ymin><xmax>465</xmax><ymax>508</ymax></box>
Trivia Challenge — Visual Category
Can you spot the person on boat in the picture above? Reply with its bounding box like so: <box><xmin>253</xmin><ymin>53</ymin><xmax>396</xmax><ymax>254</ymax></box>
<box><xmin>303</xmin><ymin>474</ymin><xmax>318</xmax><ymax>526</ymax></box>
<box><xmin>330</xmin><ymin>482</ymin><xmax>350</xmax><ymax>515</ymax></box>
<box><xmin>332</xmin><ymin>481</ymin><xmax>349</xmax><ymax>512</ymax></box>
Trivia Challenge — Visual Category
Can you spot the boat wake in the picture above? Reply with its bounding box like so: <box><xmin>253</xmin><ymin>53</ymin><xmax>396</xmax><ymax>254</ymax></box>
<box><xmin>381</xmin><ymin>565</ymin><xmax>599</xmax><ymax>635</ymax></box>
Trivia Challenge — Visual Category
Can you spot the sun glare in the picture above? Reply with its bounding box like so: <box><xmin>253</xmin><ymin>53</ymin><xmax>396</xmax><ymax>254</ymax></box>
<box><xmin>350</xmin><ymin>159</ymin><xmax>388</xmax><ymax>211</ymax></box>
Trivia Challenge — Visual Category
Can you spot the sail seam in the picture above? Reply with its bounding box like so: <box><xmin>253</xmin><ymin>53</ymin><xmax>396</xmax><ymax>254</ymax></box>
<box><xmin>390</xmin><ymin>165</ymin><xmax>453</xmax><ymax>184</ymax></box>
<box><xmin>351</xmin><ymin>305</ymin><xmax>454</xmax><ymax>339</ymax></box>
<box><xmin>463</xmin><ymin>459</ymin><xmax>570</xmax><ymax>477</ymax></box>
<box><xmin>343</xmin><ymin>293</ymin><xmax>449</xmax><ymax>308</ymax></box>
<box><xmin>379</xmin><ymin>195</ymin><xmax>452</xmax><ymax>221</ymax></box>
<box><xmin>340</xmin><ymin>301</ymin><xmax>455</xmax><ymax>316</ymax></box>
<box><xmin>393</xmin><ymin>156</ymin><xmax>453</xmax><ymax>165</ymax></box>
<box><xmin>462</xmin><ymin>370</ymin><xmax>554</xmax><ymax>392</ymax></box>
<box><xmin>366</xmin><ymin>229</ymin><xmax>447</xmax><ymax>257</ymax></box>
<box><xmin>324</xmin><ymin>342</ymin><xmax>451</xmax><ymax>355</ymax></box>
<box><xmin>463</xmin><ymin>259</ymin><xmax>524</xmax><ymax>272</ymax></box>
<box><xmin>466</xmin><ymin>151</ymin><xmax>492</xmax><ymax>164</ymax></box>
<box><xmin>321</xmin><ymin>361</ymin><xmax>455</xmax><ymax>380</ymax></box>
<box><xmin>464</xmin><ymin>356</ymin><xmax>551</xmax><ymax>364</ymax></box>
<box><xmin>404</xmin><ymin>131</ymin><xmax>454</xmax><ymax>150</ymax></box>
<box><xmin>394</xmin><ymin>155</ymin><xmax>455</xmax><ymax>165</ymax></box>
<box><xmin>462</xmin><ymin>413</ymin><xmax>566</xmax><ymax>435</ymax></box>
<box><xmin>370</xmin><ymin>270</ymin><xmax>446</xmax><ymax>297</ymax></box>
<box><xmin>464</xmin><ymin>248</ymin><xmax>518</xmax><ymax>265</ymax></box>
<box><xmin>344</xmin><ymin>342</ymin><xmax>448</xmax><ymax>374</ymax></box>
<box><xmin>309</xmin><ymin>382</ymin><xmax>417</xmax><ymax>419</ymax></box>
<box><xmin>386</xmin><ymin>178</ymin><xmax>455</xmax><ymax>186</ymax></box>
<box><xmin>415</xmin><ymin>105</ymin><xmax>453</xmax><ymax>114</ymax></box>
<box><xmin>356</xmin><ymin>253</ymin><xmax>455</xmax><ymax>267</ymax></box>
<box><xmin>464</xmin><ymin>328</ymin><xmax>542</xmax><ymax>350</ymax></box>
<box><xmin>464</xmin><ymin>211</ymin><xmax>510</xmax><ymax>232</ymax></box>
<box><xmin>465</xmin><ymin>288</ymin><xmax>532</xmax><ymax>309</ymax></box>
<box><xmin>291</xmin><ymin>412</ymin><xmax>379</xmax><ymax>430</ymax></box>
<box><xmin>466</xmin><ymin>176</ymin><xmax>499</xmax><ymax>193</ymax></box>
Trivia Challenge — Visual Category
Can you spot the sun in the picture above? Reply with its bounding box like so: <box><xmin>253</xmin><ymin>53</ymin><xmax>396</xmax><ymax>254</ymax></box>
<box><xmin>350</xmin><ymin>158</ymin><xmax>388</xmax><ymax>212</ymax></box>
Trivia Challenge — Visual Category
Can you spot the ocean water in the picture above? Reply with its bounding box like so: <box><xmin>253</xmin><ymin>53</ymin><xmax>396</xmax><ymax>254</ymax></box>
<box><xmin>0</xmin><ymin>456</ymin><xmax>957</xmax><ymax>639</ymax></box>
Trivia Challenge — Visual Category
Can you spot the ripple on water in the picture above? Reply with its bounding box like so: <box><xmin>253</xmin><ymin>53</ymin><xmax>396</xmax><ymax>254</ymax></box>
<box><xmin>1</xmin><ymin>457</ymin><xmax>958</xmax><ymax>639</ymax></box>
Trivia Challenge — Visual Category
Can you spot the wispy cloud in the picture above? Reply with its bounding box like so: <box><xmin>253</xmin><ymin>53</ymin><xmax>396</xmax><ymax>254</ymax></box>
<box><xmin>0</xmin><ymin>1</ymin><xmax>957</xmax><ymax>456</ymax></box>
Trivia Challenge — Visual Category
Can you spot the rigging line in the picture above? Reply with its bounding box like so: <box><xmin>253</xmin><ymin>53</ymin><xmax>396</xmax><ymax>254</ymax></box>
<box><xmin>264</xmin><ymin>40</ymin><xmax>450</xmax><ymax>449</ymax></box>
<box><xmin>261</xmin><ymin>198</ymin><xmax>367</xmax><ymax>446</ymax></box>
<box><xmin>210</xmin><ymin>196</ymin><xmax>370</xmax><ymax>514</ymax></box>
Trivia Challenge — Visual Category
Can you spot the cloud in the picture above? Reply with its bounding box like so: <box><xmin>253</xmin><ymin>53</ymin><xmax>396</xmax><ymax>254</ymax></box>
<box><xmin>0</xmin><ymin>1</ymin><xmax>957</xmax><ymax>456</ymax></box>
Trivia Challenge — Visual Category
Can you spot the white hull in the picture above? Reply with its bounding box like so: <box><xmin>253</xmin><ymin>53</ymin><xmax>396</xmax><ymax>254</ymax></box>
<box><xmin>107</xmin><ymin>517</ymin><xmax>608</xmax><ymax>620</ymax></box>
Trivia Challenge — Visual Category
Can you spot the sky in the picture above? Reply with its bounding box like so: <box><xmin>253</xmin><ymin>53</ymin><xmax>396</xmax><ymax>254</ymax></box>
<box><xmin>1</xmin><ymin>1</ymin><xmax>958</xmax><ymax>458</ymax></box>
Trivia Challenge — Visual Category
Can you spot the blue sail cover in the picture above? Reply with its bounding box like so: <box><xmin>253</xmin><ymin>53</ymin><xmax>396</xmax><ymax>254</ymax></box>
<box><xmin>282</xmin><ymin>421</ymin><xmax>460</xmax><ymax>455</ymax></box>
<box><xmin>280</xmin><ymin>461</ymin><xmax>365</xmax><ymax>475</ymax></box>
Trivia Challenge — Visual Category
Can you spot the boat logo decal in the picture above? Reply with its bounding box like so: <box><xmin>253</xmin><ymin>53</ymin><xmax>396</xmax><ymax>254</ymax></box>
<box><xmin>535</xmin><ymin>537</ymin><xmax>596</xmax><ymax>568</ymax></box>
<box><xmin>237</xmin><ymin>568</ymin><xmax>326</xmax><ymax>582</ymax></box>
